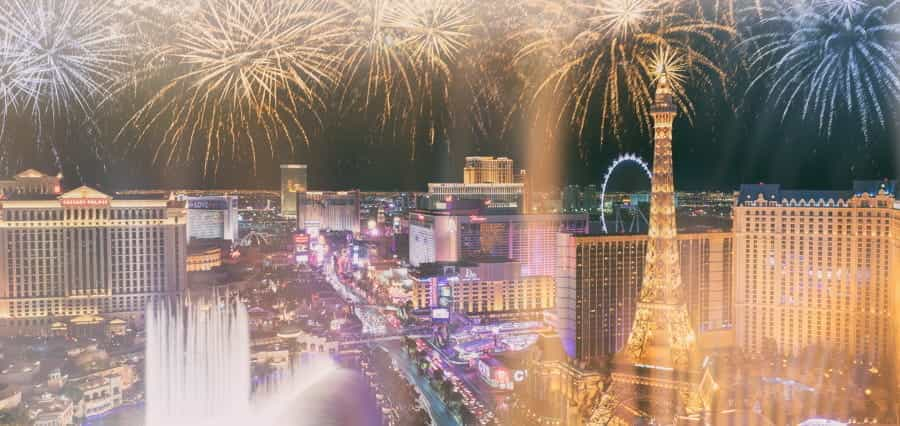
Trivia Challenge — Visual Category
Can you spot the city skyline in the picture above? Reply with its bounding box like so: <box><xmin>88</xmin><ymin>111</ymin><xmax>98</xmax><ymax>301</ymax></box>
<box><xmin>0</xmin><ymin>0</ymin><xmax>897</xmax><ymax>425</ymax></box>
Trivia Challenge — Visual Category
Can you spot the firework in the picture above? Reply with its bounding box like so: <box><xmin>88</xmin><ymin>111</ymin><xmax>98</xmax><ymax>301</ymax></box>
<box><xmin>391</xmin><ymin>0</ymin><xmax>474</xmax><ymax>73</ymax></box>
<box><xmin>0</xmin><ymin>35</ymin><xmax>31</xmax><ymax>140</ymax></box>
<box><xmin>335</xmin><ymin>0</ymin><xmax>476</xmax><ymax>150</ymax></box>
<box><xmin>0</xmin><ymin>0</ymin><xmax>125</xmax><ymax>122</ymax></box>
<box><xmin>121</xmin><ymin>0</ymin><xmax>347</xmax><ymax>173</ymax></box>
<box><xmin>392</xmin><ymin>0</ymin><xmax>475</xmax><ymax>147</ymax></box>
<box><xmin>741</xmin><ymin>0</ymin><xmax>899</xmax><ymax>139</ymax></box>
<box><xmin>335</xmin><ymin>0</ymin><xmax>414</xmax><ymax>124</ymax></box>
<box><xmin>461</xmin><ymin>1</ymin><xmax>532</xmax><ymax>142</ymax></box>
<box><xmin>514</xmin><ymin>0</ymin><xmax>734</xmax><ymax>143</ymax></box>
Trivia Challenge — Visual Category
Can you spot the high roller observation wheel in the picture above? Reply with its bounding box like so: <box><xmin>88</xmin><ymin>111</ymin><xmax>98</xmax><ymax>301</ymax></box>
<box><xmin>600</xmin><ymin>153</ymin><xmax>652</xmax><ymax>234</ymax></box>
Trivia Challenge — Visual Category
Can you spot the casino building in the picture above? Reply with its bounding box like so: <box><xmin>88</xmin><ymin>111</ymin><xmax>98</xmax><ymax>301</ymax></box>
<box><xmin>178</xmin><ymin>195</ymin><xmax>239</xmax><ymax>242</ymax></box>
<box><xmin>410</xmin><ymin>258</ymin><xmax>555</xmax><ymax>319</ymax></box>
<box><xmin>734</xmin><ymin>180</ymin><xmax>900</xmax><ymax>368</ymax></box>
<box><xmin>0</xmin><ymin>169</ymin><xmax>61</xmax><ymax>196</ymax></box>
<box><xmin>0</xmin><ymin>186</ymin><xmax>187</xmax><ymax>335</ymax></box>
<box><xmin>280</xmin><ymin>164</ymin><xmax>307</xmax><ymax>217</ymax></box>
<box><xmin>409</xmin><ymin>204</ymin><xmax>589</xmax><ymax>276</ymax></box>
<box><xmin>296</xmin><ymin>190</ymin><xmax>360</xmax><ymax>234</ymax></box>
<box><xmin>463</xmin><ymin>156</ymin><xmax>514</xmax><ymax>184</ymax></box>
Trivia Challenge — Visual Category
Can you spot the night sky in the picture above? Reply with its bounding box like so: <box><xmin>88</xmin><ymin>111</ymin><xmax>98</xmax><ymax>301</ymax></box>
<box><xmin>3</xmin><ymin>72</ymin><xmax>896</xmax><ymax>194</ymax></box>
<box><xmin>1</xmin><ymin>5</ymin><xmax>897</xmax><ymax>194</ymax></box>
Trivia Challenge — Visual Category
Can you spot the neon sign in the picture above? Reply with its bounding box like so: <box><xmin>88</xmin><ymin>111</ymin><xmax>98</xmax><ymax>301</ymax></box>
<box><xmin>60</xmin><ymin>198</ymin><xmax>109</xmax><ymax>207</ymax></box>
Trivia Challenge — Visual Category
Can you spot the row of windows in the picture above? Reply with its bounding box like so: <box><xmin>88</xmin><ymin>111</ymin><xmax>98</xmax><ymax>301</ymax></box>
<box><xmin>3</xmin><ymin>208</ymin><xmax>166</xmax><ymax>222</ymax></box>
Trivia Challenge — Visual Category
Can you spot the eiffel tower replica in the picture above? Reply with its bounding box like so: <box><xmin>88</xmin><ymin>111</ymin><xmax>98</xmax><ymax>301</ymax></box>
<box><xmin>592</xmin><ymin>67</ymin><xmax>717</xmax><ymax>425</ymax></box>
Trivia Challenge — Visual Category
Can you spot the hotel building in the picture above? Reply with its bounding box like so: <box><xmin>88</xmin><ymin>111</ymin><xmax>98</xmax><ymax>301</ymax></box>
<box><xmin>296</xmin><ymin>190</ymin><xmax>360</xmax><ymax>234</ymax></box>
<box><xmin>463</xmin><ymin>156</ymin><xmax>514</xmax><ymax>184</ymax></box>
<box><xmin>178</xmin><ymin>195</ymin><xmax>239</xmax><ymax>242</ymax></box>
<box><xmin>734</xmin><ymin>181</ymin><xmax>899</xmax><ymax>368</ymax></box>
<box><xmin>410</xmin><ymin>259</ymin><xmax>555</xmax><ymax>319</ymax></box>
<box><xmin>0</xmin><ymin>186</ymin><xmax>187</xmax><ymax>335</ymax></box>
<box><xmin>420</xmin><ymin>156</ymin><xmax>525</xmax><ymax>212</ymax></box>
<box><xmin>409</xmin><ymin>206</ymin><xmax>589</xmax><ymax>276</ymax></box>
<box><xmin>555</xmin><ymin>230</ymin><xmax>733</xmax><ymax>362</ymax></box>
<box><xmin>0</xmin><ymin>169</ymin><xmax>61</xmax><ymax>196</ymax></box>
<box><xmin>423</xmin><ymin>183</ymin><xmax>525</xmax><ymax>211</ymax></box>
<box><xmin>280</xmin><ymin>164</ymin><xmax>307</xmax><ymax>217</ymax></box>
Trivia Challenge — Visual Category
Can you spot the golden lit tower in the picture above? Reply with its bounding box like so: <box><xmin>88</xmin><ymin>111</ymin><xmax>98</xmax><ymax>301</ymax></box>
<box><xmin>623</xmin><ymin>67</ymin><xmax>696</xmax><ymax>367</ymax></box>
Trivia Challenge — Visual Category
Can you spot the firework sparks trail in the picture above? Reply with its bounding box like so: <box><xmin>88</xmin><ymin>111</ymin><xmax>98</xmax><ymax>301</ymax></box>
<box><xmin>741</xmin><ymin>0</ymin><xmax>900</xmax><ymax>140</ymax></box>
<box><xmin>335</xmin><ymin>0</ymin><xmax>414</xmax><ymax>125</ymax></box>
<box><xmin>120</xmin><ymin>0</ymin><xmax>348</xmax><ymax>174</ymax></box>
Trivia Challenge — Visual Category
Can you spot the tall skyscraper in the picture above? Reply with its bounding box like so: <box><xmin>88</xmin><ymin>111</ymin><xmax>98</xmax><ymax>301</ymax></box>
<box><xmin>280</xmin><ymin>164</ymin><xmax>307</xmax><ymax>217</ymax></box>
<box><xmin>734</xmin><ymin>181</ymin><xmax>899</xmax><ymax>369</ymax></box>
<box><xmin>555</xmin><ymin>231</ymin><xmax>733</xmax><ymax>362</ymax></box>
<box><xmin>0</xmin><ymin>186</ymin><xmax>187</xmax><ymax>335</ymax></box>
<box><xmin>516</xmin><ymin>169</ymin><xmax>532</xmax><ymax>213</ymax></box>
<box><xmin>463</xmin><ymin>156</ymin><xmax>514</xmax><ymax>184</ymax></box>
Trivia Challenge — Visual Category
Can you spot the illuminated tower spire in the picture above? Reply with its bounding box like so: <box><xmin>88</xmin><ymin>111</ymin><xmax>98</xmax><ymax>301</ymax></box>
<box><xmin>623</xmin><ymin>66</ymin><xmax>696</xmax><ymax>367</ymax></box>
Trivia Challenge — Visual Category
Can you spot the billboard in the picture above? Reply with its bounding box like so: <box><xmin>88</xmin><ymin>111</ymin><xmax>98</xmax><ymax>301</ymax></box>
<box><xmin>293</xmin><ymin>233</ymin><xmax>310</xmax><ymax>251</ymax></box>
<box><xmin>187</xmin><ymin>199</ymin><xmax>229</xmax><ymax>210</ymax></box>
<box><xmin>431</xmin><ymin>308</ymin><xmax>450</xmax><ymax>322</ymax></box>
<box><xmin>438</xmin><ymin>284</ymin><xmax>452</xmax><ymax>309</ymax></box>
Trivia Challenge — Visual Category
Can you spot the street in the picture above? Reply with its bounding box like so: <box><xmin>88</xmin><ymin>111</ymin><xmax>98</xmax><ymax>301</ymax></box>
<box><xmin>379</xmin><ymin>341</ymin><xmax>461</xmax><ymax>426</ymax></box>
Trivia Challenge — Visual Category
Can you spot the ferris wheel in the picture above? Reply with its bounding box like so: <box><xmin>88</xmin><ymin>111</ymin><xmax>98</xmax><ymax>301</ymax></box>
<box><xmin>599</xmin><ymin>153</ymin><xmax>652</xmax><ymax>234</ymax></box>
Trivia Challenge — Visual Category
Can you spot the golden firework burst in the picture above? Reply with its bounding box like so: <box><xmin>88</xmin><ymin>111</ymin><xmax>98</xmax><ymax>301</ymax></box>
<box><xmin>121</xmin><ymin>0</ymin><xmax>347</xmax><ymax>174</ymax></box>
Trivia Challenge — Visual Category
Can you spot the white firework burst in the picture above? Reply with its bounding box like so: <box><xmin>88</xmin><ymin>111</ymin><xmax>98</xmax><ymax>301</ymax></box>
<box><xmin>742</xmin><ymin>0</ymin><xmax>900</xmax><ymax>139</ymax></box>
<box><xmin>0</xmin><ymin>0</ymin><xmax>126</xmax><ymax>121</ymax></box>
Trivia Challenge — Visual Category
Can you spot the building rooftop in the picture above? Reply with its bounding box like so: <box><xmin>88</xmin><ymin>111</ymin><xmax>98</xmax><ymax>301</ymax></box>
<box><xmin>412</xmin><ymin>257</ymin><xmax>517</xmax><ymax>278</ymax></box>
<box><xmin>737</xmin><ymin>180</ymin><xmax>897</xmax><ymax>206</ymax></box>
<box><xmin>0</xmin><ymin>192</ymin><xmax>59</xmax><ymax>201</ymax></box>
<box><xmin>411</xmin><ymin>261</ymin><xmax>480</xmax><ymax>277</ymax></box>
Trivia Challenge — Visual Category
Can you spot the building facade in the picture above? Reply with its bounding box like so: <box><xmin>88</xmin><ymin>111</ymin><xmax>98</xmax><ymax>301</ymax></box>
<box><xmin>186</xmin><ymin>247</ymin><xmax>222</xmax><ymax>272</ymax></box>
<box><xmin>555</xmin><ymin>231</ymin><xmax>733</xmax><ymax>362</ymax></box>
<box><xmin>30</xmin><ymin>394</ymin><xmax>74</xmax><ymax>426</ymax></box>
<box><xmin>0</xmin><ymin>169</ymin><xmax>61</xmax><ymax>196</ymax></box>
<box><xmin>296</xmin><ymin>190</ymin><xmax>360</xmax><ymax>233</ymax></box>
<box><xmin>178</xmin><ymin>195</ymin><xmax>238</xmax><ymax>242</ymax></box>
<box><xmin>562</xmin><ymin>184</ymin><xmax>599</xmax><ymax>214</ymax></box>
<box><xmin>734</xmin><ymin>181</ymin><xmax>899</xmax><ymax>368</ymax></box>
<box><xmin>423</xmin><ymin>183</ymin><xmax>525</xmax><ymax>211</ymax></box>
<box><xmin>463</xmin><ymin>156</ymin><xmax>514</xmax><ymax>184</ymax></box>
<box><xmin>0</xmin><ymin>187</ymin><xmax>187</xmax><ymax>335</ymax></box>
<box><xmin>410</xmin><ymin>260</ymin><xmax>555</xmax><ymax>318</ymax></box>
<box><xmin>409</xmin><ymin>209</ymin><xmax>589</xmax><ymax>276</ymax></box>
<box><xmin>280</xmin><ymin>164</ymin><xmax>307</xmax><ymax>217</ymax></box>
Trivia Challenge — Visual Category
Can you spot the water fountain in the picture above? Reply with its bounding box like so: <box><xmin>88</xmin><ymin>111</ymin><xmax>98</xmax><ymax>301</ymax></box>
<box><xmin>145</xmin><ymin>297</ymin><xmax>252</xmax><ymax>425</ymax></box>
<box><xmin>144</xmin><ymin>296</ymin><xmax>339</xmax><ymax>426</ymax></box>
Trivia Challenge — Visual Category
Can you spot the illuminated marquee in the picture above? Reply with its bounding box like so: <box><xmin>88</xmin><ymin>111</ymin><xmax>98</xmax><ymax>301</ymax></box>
<box><xmin>187</xmin><ymin>199</ymin><xmax>228</xmax><ymax>210</ymax></box>
<box><xmin>60</xmin><ymin>198</ymin><xmax>110</xmax><ymax>207</ymax></box>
